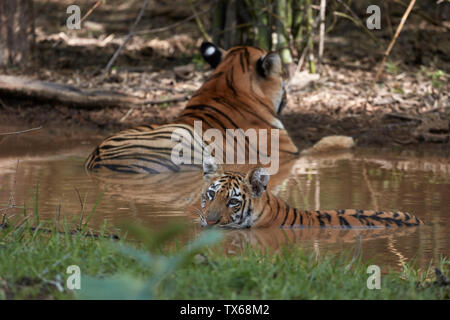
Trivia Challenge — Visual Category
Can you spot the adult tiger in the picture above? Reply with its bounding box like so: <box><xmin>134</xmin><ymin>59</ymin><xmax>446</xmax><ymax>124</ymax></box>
<box><xmin>198</xmin><ymin>156</ymin><xmax>424</xmax><ymax>229</ymax></box>
<box><xmin>85</xmin><ymin>42</ymin><xmax>299</xmax><ymax>174</ymax></box>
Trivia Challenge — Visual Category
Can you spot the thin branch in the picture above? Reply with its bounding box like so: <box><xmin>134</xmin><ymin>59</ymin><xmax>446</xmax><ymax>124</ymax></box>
<box><xmin>119</xmin><ymin>107</ymin><xmax>135</xmax><ymax>123</ymax></box>
<box><xmin>80</xmin><ymin>0</ymin><xmax>103</xmax><ymax>25</ymax></box>
<box><xmin>0</xmin><ymin>160</ymin><xmax>19</xmax><ymax>221</ymax></box>
<box><xmin>215</xmin><ymin>22</ymin><xmax>252</xmax><ymax>37</ymax></box>
<box><xmin>140</xmin><ymin>96</ymin><xmax>189</xmax><ymax>105</ymax></box>
<box><xmin>335</xmin><ymin>0</ymin><xmax>381</xmax><ymax>46</ymax></box>
<box><xmin>332</xmin><ymin>11</ymin><xmax>380</xmax><ymax>45</ymax></box>
<box><xmin>104</xmin><ymin>0</ymin><xmax>151</xmax><ymax>74</ymax></box>
<box><xmin>362</xmin><ymin>163</ymin><xmax>380</xmax><ymax>211</ymax></box>
<box><xmin>335</xmin><ymin>0</ymin><xmax>369</xmax><ymax>27</ymax></box>
<box><xmin>287</xmin><ymin>45</ymin><xmax>308</xmax><ymax>91</ymax></box>
<box><xmin>393</xmin><ymin>0</ymin><xmax>450</xmax><ymax>31</ymax></box>
<box><xmin>119</xmin><ymin>95</ymin><xmax>190</xmax><ymax>122</ymax></box>
<box><xmin>188</xmin><ymin>0</ymin><xmax>212</xmax><ymax>42</ymax></box>
<box><xmin>0</xmin><ymin>126</ymin><xmax>43</xmax><ymax>136</ymax></box>
<box><xmin>135</xmin><ymin>6</ymin><xmax>213</xmax><ymax>35</ymax></box>
<box><xmin>0</xmin><ymin>97</ymin><xmax>11</xmax><ymax>109</ymax></box>
<box><xmin>134</xmin><ymin>86</ymin><xmax>190</xmax><ymax>94</ymax></box>
<box><xmin>364</xmin><ymin>0</ymin><xmax>416</xmax><ymax>110</ymax></box>
<box><xmin>384</xmin><ymin>1</ymin><xmax>394</xmax><ymax>39</ymax></box>
<box><xmin>74</xmin><ymin>187</ymin><xmax>87</xmax><ymax>231</ymax></box>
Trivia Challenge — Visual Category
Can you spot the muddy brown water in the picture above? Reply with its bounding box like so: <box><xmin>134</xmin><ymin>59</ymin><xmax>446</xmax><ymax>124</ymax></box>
<box><xmin>0</xmin><ymin>128</ymin><xmax>449</xmax><ymax>272</ymax></box>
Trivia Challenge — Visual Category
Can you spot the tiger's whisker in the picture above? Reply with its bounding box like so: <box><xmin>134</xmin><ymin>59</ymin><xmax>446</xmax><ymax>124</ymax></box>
<box><xmin>194</xmin><ymin>208</ymin><xmax>207</xmax><ymax>227</ymax></box>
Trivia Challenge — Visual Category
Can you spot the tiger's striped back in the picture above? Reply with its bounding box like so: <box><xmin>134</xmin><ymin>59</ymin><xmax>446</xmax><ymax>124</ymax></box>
<box><xmin>85</xmin><ymin>44</ymin><xmax>298</xmax><ymax>174</ymax></box>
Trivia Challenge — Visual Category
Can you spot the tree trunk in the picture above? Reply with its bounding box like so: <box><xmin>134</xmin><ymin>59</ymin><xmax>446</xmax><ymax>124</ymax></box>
<box><xmin>0</xmin><ymin>0</ymin><xmax>35</xmax><ymax>67</ymax></box>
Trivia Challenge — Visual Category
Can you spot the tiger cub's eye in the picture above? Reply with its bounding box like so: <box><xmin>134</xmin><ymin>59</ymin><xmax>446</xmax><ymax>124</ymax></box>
<box><xmin>207</xmin><ymin>190</ymin><xmax>215</xmax><ymax>200</ymax></box>
<box><xmin>227</xmin><ymin>198</ymin><xmax>240</xmax><ymax>207</ymax></box>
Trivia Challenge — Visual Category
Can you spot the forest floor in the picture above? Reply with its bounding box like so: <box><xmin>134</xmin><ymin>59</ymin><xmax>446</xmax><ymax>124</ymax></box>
<box><xmin>0</xmin><ymin>0</ymin><xmax>449</xmax><ymax>155</ymax></box>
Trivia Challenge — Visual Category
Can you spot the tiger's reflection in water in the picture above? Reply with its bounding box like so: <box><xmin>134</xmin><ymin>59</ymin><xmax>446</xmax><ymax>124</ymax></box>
<box><xmin>87</xmin><ymin>154</ymin><xmax>309</xmax><ymax>209</ymax></box>
<box><xmin>221</xmin><ymin>226</ymin><xmax>420</xmax><ymax>253</ymax></box>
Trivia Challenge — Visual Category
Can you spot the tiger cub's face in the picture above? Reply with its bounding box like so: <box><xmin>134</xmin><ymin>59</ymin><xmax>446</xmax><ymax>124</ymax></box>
<box><xmin>199</xmin><ymin>157</ymin><xmax>269</xmax><ymax>229</ymax></box>
<box><xmin>200</xmin><ymin>42</ymin><xmax>287</xmax><ymax>116</ymax></box>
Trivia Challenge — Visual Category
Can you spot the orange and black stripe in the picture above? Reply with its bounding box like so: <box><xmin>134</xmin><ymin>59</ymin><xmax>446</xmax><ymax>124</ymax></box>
<box><xmin>253</xmin><ymin>192</ymin><xmax>423</xmax><ymax>228</ymax></box>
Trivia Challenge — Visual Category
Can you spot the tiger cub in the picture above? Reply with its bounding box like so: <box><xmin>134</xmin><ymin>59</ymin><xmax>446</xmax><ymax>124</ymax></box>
<box><xmin>199</xmin><ymin>157</ymin><xmax>424</xmax><ymax>229</ymax></box>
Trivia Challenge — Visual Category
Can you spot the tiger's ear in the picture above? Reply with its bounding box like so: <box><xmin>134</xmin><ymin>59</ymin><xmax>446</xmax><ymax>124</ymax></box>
<box><xmin>257</xmin><ymin>52</ymin><xmax>282</xmax><ymax>78</ymax></box>
<box><xmin>200</xmin><ymin>42</ymin><xmax>223</xmax><ymax>69</ymax></box>
<box><xmin>246</xmin><ymin>167</ymin><xmax>270</xmax><ymax>198</ymax></box>
<box><xmin>202</xmin><ymin>155</ymin><xmax>222</xmax><ymax>181</ymax></box>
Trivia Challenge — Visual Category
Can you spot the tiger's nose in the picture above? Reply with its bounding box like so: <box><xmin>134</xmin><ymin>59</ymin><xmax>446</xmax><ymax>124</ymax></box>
<box><xmin>205</xmin><ymin>211</ymin><xmax>221</xmax><ymax>225</ymax></box>
<box><xmin>206</xmin><ymin>216</ymin><xmax>220</xmax><ymax>225</ymax></box>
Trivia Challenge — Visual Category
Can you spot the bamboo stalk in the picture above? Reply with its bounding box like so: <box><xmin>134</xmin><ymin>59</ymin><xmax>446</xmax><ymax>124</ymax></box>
<box><xmin>275</xmin><ymin>0</ymin><xmax>293</xmax><ymax>66</ymax></box>
<box><xmin>223</xmin><ymin>0</ymin><xmax>236</xmax><ymax>48</ymax></box>
<box><xmin>292</xmin><ymin>0</ymin><xmax>305</xmax><ymax>47</ymax></box>
<box><xmin>265</xmin><ymin>0</ymin><xmax>274</xmax><ymax>51</ymax></box>
<box><xmin>254</xmin><ymin>0</ymin><xmax>271</xmax><ymax>50</ymax></box>
<box><xmin>318</xmin><ymin>0</ymin><xmax>326</xmax><ymax>74</ymax></box>
<box><xmin>306</xmin><ymin>0</ymin><xmax>315</xmax><ymax>74</ymax></box>
<box><xmin>211</xmin><ymin>0</ymin><xmax>225</xmax><ymax>45</ymax></box>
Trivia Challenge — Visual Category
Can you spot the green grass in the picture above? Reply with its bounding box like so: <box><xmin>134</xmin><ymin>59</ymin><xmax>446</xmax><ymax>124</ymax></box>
<box><xmin>0</xmin><ymin>218</ymin><xmax>448</xmax><ymax>300</ymax></box>
<box><xmin>0</xmin><ymin>222</ymin><xmax>148</xmax><ymax>299</ymax></box>
<box><xmin>420</xmin><ymin>66</ymin><xmax>447</xmax><ymax>89</ymax></box>
<box><xmin>385</xmin><ymin>60</ymin><xmax>399</xmax><ymax>76</ymax></box>
<box><xmin>163</xmin><ymin>249</ymin><xmax>449</xmax><ymax>300</ymax></box>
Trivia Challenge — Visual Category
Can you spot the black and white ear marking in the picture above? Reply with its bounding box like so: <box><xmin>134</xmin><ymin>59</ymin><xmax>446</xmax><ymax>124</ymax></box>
<box><xmin>202</xmin><ymin>155</ymin><xmax>218</xmax><ymax>181</ymax></box>
<box><xmin>247</xmin><ymin>167</ymin><xmax>270</xmax><ymax>198</ymax></box>
<box><xmin>257</xmin><ymin>52</ymin><xmax>282</xmax><ymax>78</ymax></box>
<box><xmin>200</xmin><ymin>42</ymin><xmax>222</xmax><ymax>69</ymax></box>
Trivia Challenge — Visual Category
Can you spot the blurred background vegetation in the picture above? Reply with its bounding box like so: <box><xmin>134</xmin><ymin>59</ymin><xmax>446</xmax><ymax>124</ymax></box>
<box><xmin>207</xmin><ymin>0</ymin><xmax>449</xmax><ymax>75</ymax></box>
<box><xmin>1</xmin><ymin>0</ymin><xmax>449</xmax><ymax>73</ymax></box>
